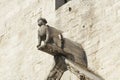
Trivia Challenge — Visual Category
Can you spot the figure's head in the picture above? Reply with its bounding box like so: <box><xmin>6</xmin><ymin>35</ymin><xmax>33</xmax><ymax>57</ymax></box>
<box><xmin>37</xmin><ymin>17</ymin><xmax>47</xmax><ymax>26</ymax></box>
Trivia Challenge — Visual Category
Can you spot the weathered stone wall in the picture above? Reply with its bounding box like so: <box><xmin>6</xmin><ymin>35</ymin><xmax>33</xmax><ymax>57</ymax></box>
<box><xmin>55</xmin><ymin>0</ymin><xmax>120</xmax><ymax>80</ymax></box>
<box><xmin>0</xmin><ymin>0</ymin><xmax>54</xmax><ymax>80</ymax></box>
<box><xmin>0</xmin><ymin>0</ymin><xmax>120</xmax><ymax>80</ymax></box>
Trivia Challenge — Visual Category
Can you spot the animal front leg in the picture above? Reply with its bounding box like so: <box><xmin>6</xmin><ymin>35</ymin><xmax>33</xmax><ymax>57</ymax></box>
<box><xmin>47</xmin><ymin>68</ymin><xmax>58</xmax><ymax>80</ymax></box>
<box><xmin>47</xmin><ymin>66</ymin><xmax>65</xmax><ymax>80</ymax></box>
<box><xmin>55</xmin><ymin>70</ymin><xmax>65</xmax><ymax>80</ymax></box>
<box><xmin>47</xmin><ymin>69</ymin><xmax>64</xmax><ymax>80</ymax></box>
<box><xmin>47</xmin><ymin>55</ymin><xmax>67</xmax><ymax>80</ymax></box>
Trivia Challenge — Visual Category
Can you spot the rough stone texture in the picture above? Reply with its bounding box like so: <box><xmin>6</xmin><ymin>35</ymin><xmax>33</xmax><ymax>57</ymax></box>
<box><xmin>0</xmin><ymin>0</ymin><xmax>120</xmax><ymax>80</ymax></box>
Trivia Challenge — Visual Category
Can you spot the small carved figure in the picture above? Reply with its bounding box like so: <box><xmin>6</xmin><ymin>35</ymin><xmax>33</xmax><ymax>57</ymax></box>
<box><xmin>37</xmin><ymin>18</ymin><xmax>63</xmax><ymax>50</ymax></box>
<box><xmin>37</xmin><ymin>18</ymin><xmax>88</xmax><ymax>80</ymax></box>
<box><xmin>37</xmin><ymin>18</ymin><xmax>104</xmax><ymax>80</ymax></box>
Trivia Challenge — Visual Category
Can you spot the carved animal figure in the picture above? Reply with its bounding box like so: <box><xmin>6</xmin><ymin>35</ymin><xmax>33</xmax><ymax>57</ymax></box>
<box><xmin>37</xmin><ymin>18</ymin><xmax>87</xmax><ymax>80</ymax></box>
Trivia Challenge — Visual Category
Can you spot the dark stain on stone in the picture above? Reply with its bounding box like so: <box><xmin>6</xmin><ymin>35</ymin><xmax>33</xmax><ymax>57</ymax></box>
<box><xmin>69</xmin><ymin>7</ymin><xmax>72</xmax><ymax>12</ymax></box>
<box><xmin>0</xmin><ymin>34</ymin><xmax>5</xmax><ymax>43</ymax></box>
<box><xmin>90</xmin><ymin>23</ymin><xmax>93</xmax><ymax>28</ymax></box>
<box><xmin>82</xmin><ymin>25</ymin><xmax>85</xmax><ymax>28</ymax></box>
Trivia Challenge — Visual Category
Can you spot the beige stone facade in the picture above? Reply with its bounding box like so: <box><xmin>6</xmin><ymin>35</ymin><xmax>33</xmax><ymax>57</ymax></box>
<box><xmin>0</xmin><ymin>0</ymin><xmax>120</xmax><ymax>80</ymax></box>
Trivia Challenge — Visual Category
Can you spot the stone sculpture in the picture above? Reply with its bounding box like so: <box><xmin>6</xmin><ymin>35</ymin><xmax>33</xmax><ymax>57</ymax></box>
<box><xmin>37</xmin><ymin>18</ymin><xmax>103</xmax><ymax>80</ymax></box>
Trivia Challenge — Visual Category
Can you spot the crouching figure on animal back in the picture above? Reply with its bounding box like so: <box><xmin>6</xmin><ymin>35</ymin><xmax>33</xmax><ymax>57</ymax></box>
<box><xmin>36</xmin><ymin>17</ymin><xmax>64</xmax><ymax>53</ymax></box>
<box><xmin>36</xmin><ymin>17</ymin><xmax>68</xmax><ymax>80</ymax></box>
<box><xmin>36</xmin><ymin>17</ymin><xmax>88</xmax><ymax>80</ymax></box>
<box><xmin>36</xmin><ymin>17</ymin><xmax>105</xmax><ymax>80</ymax></box>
